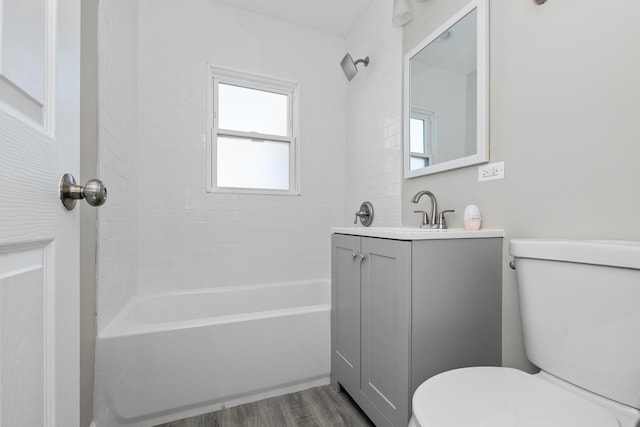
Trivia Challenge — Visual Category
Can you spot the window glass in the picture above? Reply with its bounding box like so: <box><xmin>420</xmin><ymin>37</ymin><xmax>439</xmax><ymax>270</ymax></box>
<box><xmin>410</xmin><ymin>118</ymin><xmax>425</xmax><ymax>153</ymax></box>
<box><xmin>411</xmin><ymin>157</ymin><xmax>429</xmax><ymax>169</ymax></box>
<box><xmin>217</xmin><ymin>136</ymin><xmax>290</xmax><ymax>190</ymax></box>
<box><xmin>218</xmin><ymin>83</ymin><xmax>288</xmax><ymax>136</ymax></box>
<box><xmin>409</xmin><ymin>111</ymin><xmax>434</xmax><ymax>168</ymax></box>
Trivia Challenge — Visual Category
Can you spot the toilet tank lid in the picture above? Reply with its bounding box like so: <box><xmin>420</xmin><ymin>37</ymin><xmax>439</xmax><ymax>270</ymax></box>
<box><xmin>510</xmin><ymin>239</ymin><xmax>640</xmax><ymax>270</ymax></box>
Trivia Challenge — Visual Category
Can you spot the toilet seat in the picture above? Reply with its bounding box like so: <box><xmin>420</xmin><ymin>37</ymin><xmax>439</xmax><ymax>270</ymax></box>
<box><xmin>411</xmin><ymin>367</ymin><xmax>620</xmax><ymax>427</ymax></box>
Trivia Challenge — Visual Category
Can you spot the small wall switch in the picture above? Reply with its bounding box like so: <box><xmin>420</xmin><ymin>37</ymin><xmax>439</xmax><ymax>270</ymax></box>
<box><xmin>478</xmin><ymin>161</ymin><xmax>505</xmax><ymax>182</ymax></box>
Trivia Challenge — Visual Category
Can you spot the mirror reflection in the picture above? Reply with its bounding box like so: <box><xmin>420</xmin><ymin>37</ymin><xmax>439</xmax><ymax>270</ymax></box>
<box><xmin>404</xmin><ymin>0</ymin><xmax>488</xmax><ymax>178</ymax></box>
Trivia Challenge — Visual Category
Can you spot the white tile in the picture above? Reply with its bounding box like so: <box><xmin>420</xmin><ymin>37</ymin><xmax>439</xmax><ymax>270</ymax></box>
<box><xmin>97</xmin><ymin>0</ymin><xmax>403</xmax><ymax>323</ymax></box>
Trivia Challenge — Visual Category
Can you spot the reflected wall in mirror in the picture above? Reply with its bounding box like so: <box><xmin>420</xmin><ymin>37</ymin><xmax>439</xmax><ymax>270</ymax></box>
<box><xmin>404</xmin><ymin>0</ymin><xmax>488</xmax><ymax>178</ymax></box>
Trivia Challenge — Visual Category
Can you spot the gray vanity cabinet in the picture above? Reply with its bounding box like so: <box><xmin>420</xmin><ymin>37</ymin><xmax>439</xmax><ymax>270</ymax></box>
<box><xmin>331</xmin><ymin>233</ymin><xmax>502</xmax><ymax>427</ymax></box>
<box><xmin>331</xmin><ymin>234</ymin><xmax>411</xmax><ymax>427</ymax></box>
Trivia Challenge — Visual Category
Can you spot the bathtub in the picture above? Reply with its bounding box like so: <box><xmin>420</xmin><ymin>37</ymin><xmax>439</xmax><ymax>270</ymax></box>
<box><xmin>94</xmin><ymin>280</ymin><xmax>331</xmax><ymax>427</ymax></box>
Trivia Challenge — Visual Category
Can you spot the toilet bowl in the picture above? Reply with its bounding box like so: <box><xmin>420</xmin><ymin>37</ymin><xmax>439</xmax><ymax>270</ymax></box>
<box><xmin>409</xmin><ymin>367</ymin><xmax>635</xmax><ymax>427</ymax></box>
<box><xmin>410</xmin><ymin>239</ymin><xmax>640</xmax><ymax>427</ymax></box>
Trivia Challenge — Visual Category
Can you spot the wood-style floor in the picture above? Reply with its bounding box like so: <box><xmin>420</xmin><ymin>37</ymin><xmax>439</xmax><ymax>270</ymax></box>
<box><xmin>155</xmin><ymin>385</ymin><xmax>375</xmax><ymax>427</ymax></box>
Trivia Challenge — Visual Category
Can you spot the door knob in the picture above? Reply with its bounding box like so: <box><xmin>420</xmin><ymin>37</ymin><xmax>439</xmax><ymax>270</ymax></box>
<box><xmin>59</xmin><ymin>173</ymin><xmax>107</xmax><ymax>210</ymax></box>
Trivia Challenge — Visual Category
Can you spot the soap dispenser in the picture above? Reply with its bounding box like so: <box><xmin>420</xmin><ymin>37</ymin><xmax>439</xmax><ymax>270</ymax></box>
<box><xmin>463</xmin><ymin>205</ymin><xmax>482</xmax><ymax>230</ymax></box>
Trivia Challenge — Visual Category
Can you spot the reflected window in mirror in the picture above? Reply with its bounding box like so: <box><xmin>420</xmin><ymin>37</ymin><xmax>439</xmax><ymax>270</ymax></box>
<box><xmin>409</xmin><ymin>109</ymin><xmax>434</xmax><ymax>169</ymax></box>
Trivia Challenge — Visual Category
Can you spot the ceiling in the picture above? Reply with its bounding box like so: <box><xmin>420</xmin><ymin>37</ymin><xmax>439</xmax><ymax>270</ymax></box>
<box><xmin>212</xmin><ymin>0</ymin><xmax>373</xmax><ymax>36</ymax></box>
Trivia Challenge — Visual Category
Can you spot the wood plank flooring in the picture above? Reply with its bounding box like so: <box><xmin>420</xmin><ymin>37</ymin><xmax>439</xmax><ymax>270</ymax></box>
<box><xmin>155</xmin><ymin>385</ymin><xmax>375</xmax><ymax>427</ymax></box>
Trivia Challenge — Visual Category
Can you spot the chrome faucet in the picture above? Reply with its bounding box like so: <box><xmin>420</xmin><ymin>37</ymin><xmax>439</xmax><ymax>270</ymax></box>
<box><xmin>411</xmin><ymin>190</ymin><xmax>454</xmax><ymax>229</ymax></box>
<box><xmin>411</xmin><ymin>190</ymin><xmax>438</xmax><ymax>228</ymax></box>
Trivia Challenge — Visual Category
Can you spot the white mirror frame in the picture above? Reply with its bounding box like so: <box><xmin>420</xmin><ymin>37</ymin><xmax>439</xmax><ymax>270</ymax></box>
<box><xmin>403</xmin><ymin>0</ymin><xmax>489</xmax><ymax>178</ymax></box>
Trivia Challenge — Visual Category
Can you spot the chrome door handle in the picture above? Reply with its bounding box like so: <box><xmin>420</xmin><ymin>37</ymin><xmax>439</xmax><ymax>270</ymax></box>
<box><xmin>59</xmin><ymin>173</ymin><xmax>107</xmax><ymax>210</ymax></box>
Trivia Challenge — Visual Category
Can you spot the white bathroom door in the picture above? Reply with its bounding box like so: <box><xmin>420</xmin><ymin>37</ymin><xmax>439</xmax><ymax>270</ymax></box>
<box><xmin>0</xmin><ymin>0</ymin><xmax>81</xmax><ymax>425</ymax></box>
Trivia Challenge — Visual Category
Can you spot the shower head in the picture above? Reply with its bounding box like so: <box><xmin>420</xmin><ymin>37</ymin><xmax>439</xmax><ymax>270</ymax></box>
<box><xmin>340</xmin><ymin>53</ymin><xmax>370</xmax><ymax>81</ymax></box>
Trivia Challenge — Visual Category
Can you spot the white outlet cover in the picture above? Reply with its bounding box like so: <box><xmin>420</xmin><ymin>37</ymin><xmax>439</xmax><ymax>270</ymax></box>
<box><xmin>478</xmin><ymin>161</ymin><xmax>505</xmax><ymax>182</ymax></box>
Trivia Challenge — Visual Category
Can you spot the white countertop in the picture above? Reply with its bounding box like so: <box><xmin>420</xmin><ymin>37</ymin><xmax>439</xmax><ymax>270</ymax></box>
<box><xmin>332</xmin><ymin>226</ymin><xmax>504</xmax><ymax>240</ymax></box>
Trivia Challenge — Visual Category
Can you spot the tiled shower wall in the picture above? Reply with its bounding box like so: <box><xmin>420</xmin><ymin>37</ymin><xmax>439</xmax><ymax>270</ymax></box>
<box><xmin>97</xmin><ymin>0</ymin><xmax>138</xmax><ymax>331</ymax></box>
<box><xmin>97</xmin><ymin>0</ymin><xmax>404</xmax><ymax>318</ymax></box>
<box><xmin>135</xmin><ymin>0</ymin><xmax>348</xmax><ymax>293</ymax></box>
<box><xmin>344</xmin><ymin>0</ymin><xmax>403</xmax><ymax>227</ymax></box>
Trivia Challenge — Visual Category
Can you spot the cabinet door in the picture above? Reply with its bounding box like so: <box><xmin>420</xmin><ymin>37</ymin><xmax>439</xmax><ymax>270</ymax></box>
<box><xmin>361</xmin><ymin>237</ymin><xmax>411</xmax><ymax>427</ymax></box>
<box><xmin>331</xmin><ymin>234</ymin><xmax>361</xmax><ymax>391</ymax></box>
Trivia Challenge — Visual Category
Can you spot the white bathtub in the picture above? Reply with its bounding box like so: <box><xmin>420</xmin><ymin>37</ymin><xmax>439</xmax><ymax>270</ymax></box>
<box><xmin>94</xmin><ymin>280</ymin><xmax>331</xmax><ymax>427</ymax></box>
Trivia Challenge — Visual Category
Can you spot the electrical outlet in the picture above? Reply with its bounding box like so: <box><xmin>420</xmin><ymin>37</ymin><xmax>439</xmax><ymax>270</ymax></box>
<box><xmin>478</xmin><ymin>161</ymin><xmax>505</xmax><ymax>182</ymax></box>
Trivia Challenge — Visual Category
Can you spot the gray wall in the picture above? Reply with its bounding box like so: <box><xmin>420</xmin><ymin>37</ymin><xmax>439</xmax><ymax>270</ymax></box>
<box><xmin>80</xmin><ymin>0</ymin><xmax>98</xmax><ymax>425</ymax></box>
<box><xmin>403</xmin><ymin>0</ymin><xmax>640</xmax><ymax>370</ymax></box>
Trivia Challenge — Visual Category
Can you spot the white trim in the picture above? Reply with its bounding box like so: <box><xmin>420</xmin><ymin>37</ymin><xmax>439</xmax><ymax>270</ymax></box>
<box><xmin>217</xmin><ymin>129</ymin><xmax>291</xmax><ymax>143</ymax></box>
<box><xmin>209</xmin><ymin>65</ymin><xmax>297</xmax><ymax>94</ymax></box>
<box><xmin>206</xmin><ymin>64</ymin><xmax>300</xmax><ymax>195</ymax></box>
<box><xmin>403</xmin><ymin>0</ymin><xmax>489</xmax><ymax>178</ymax></box>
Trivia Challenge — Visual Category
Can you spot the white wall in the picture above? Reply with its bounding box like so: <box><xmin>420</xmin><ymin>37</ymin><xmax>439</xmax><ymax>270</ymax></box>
<box><xmin>404</xmin><ymin>0</ymin><xmax>640</xmax><ymax>371</ymax></box>
<box><xmin>97</xmin><ymin>0</ymin><xmax>138</xmax><ymax>331</ymax></box>
<box><xmin>344</xmin><ymin>0</ymin><xmax>403</xmax><ymax>226</ymax></box>
<box><xmin>135</xmin><ymin>0</ymin><xmax>347</xmax><ymax>292</ymax></box>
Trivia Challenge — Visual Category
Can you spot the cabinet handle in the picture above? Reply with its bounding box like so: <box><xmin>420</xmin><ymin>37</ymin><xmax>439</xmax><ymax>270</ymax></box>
<box><xmin>359</xmin><ymin>253</ymin><xmax>366</xmax><ymax>262</ymax></box>
<box><xmin>352</xmin><ymin>251</ymin><xmax>358</xmax><ymax>259</ymax></box>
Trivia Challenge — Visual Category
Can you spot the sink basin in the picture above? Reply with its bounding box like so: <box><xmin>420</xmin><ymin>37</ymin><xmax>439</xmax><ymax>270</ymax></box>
<box><xmin>331</xmin><ymin>226</ymin><xmax>504</xmax><ymax>240</ymax></box>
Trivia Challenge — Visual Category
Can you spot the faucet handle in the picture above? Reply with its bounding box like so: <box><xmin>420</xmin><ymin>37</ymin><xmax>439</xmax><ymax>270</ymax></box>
<box><xmin>438</xmin><ymin>209</ymin><xmax>455</xmax><ymax>229</ymax></box>
<box><xmin>413</xmin><ymin>210</ymin><xmax>430</xmax><ymax>227</ymax></box>
<box><xmin>354</xmin><ymin>201</ymin><xmax>374</xmax><ymax>226</ymax></box>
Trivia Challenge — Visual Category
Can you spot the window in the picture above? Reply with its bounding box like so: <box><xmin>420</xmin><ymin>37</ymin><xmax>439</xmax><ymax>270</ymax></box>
<box><xmin>409</xmin><ymin>108</ymin><xmax>435</xmax><ymax>169</ymax></box>
<box><xmin>207</xmin><ymin>65</ymin><xmax>299</xmax><ymax>195</ymax></box>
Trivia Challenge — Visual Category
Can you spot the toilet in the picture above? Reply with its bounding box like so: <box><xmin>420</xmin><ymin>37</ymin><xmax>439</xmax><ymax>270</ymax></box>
<box><xmin>410</xmin><ymin>239</ymin><xmax>640</xmax><ymax>427</ymax></box>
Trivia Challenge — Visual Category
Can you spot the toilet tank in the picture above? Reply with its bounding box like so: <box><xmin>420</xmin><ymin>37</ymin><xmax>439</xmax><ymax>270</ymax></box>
<box><xmin>510</xmin><ymin>239</ymin><xmax>640</xmax><ymax>410</ymax></box>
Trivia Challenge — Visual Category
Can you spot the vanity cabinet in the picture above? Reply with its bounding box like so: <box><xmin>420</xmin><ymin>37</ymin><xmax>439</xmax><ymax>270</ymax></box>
<box><xmin>332</xmin><ymin>234</ymin><xmax>411</xmax><ymax>427</ymax></box>
<box><xmin>331</xmin><ymin>232</ymin><xmax>502</xmax><ymax>427</ymax></box>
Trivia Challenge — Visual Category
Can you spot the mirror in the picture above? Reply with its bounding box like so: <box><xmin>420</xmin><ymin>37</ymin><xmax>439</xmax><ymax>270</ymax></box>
<box><xmin>404</xmin><ymin>0</ymin><xmax>488</xmax><ymax>178</ymax></box>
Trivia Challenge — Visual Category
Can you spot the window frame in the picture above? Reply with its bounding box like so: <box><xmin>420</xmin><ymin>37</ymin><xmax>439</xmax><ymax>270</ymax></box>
<box><xmin>207</xmin><ymin>64</ymin><xmax>300</xmax><ymax>195</ymax></box>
